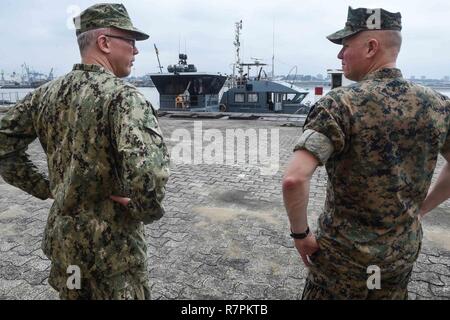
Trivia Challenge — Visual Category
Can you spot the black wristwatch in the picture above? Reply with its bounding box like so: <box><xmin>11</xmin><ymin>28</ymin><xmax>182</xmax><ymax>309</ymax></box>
<box><xmin>290</xmin><ymin>227</ymin><xmax>310</xmax><ymax>239</ymax></box>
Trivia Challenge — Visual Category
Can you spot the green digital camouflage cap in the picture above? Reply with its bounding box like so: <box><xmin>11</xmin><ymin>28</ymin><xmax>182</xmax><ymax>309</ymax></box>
<box><xmin>74</xmin><ymin>3</ymin><xmax>149</xmax><ymax>41</ymax></box>
<box><xmin>327</xmin><ymin>6</ymin><xmax>402</xmax><ymax>44</ymax></box>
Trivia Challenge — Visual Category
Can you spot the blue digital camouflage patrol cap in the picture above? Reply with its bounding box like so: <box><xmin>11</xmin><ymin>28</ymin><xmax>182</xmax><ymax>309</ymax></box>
<box><xmin>74</xmin><ymin>3</ymin><xmax>149</xmax><ymax>41</ymax></box>
<box><xmin>327</xmin><ymin>6</ymin><xmax>402</xmax><ymax>44</ymax></box>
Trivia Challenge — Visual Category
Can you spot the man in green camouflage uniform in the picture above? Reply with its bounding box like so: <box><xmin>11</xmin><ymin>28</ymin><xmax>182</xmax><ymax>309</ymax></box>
<box><xmin>283</xmin><ymin>7</ymin><xmax>450</xmax><ymax>299</ymax></box>
<box><xmin>0</xmin><ymin>4</ymin><xmax>170</xmax><ymax>299</ymax></box>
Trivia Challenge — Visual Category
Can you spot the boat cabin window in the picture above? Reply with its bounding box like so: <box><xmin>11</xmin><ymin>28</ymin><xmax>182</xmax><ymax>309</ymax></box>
<box><xmin>247</xmin><ymin>93</ymin><xmax>258</xmax><ymax>103</ymax></box>
<box><xmin>285</xmin><ymin>94</ymin><xmax>297</xmax><ymax>102</ymax></box>
<box><xmin>283</xmin><ymin>93</ymin><xmax>307</xmax><ymax>103</ymax></box>
<box><xmin>234</xmin><ymin>93</ymin><xmax>245</xmax><ymax>103</ymax></box>
<box><xmin>299</xmin><ymin>93</ymin><xmax>307</xmax><ymax>101</ymax></box>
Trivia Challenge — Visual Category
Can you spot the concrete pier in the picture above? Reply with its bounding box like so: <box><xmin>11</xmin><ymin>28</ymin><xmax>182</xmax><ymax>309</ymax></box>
<box><xmin>0</xmin><ymin>115</ymin><xmax>449</xmax><ymax>300</ymax></box>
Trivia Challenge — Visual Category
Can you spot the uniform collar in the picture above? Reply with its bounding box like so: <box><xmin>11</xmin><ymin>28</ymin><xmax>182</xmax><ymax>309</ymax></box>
<box><xmin>72</xmin><ymin>63</ymin><xmax>114</xmax><ymax>76</ymax></box>
<box><xmin>362</xmin><ymin>68</ymin><xmax>403</xmax><ymax>81</ymax></box>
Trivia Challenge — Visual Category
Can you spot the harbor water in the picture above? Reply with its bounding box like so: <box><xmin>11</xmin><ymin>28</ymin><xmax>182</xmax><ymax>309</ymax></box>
<box><xmin>1</xmin><ymin>86</ymin><xmax>450</xmax><ymax>110</ymax></box>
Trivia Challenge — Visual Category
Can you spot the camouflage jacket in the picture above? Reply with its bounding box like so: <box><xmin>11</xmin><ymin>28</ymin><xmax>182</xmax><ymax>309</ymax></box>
<box><xmin>295</xmin><ymin>68</ymin><xmax>450</xmax><ymax>274</ymax></box>
<box><xmin>0</xmin><ymin>64</ymin><xmax>170</xmax><ymax>276</ymax></box>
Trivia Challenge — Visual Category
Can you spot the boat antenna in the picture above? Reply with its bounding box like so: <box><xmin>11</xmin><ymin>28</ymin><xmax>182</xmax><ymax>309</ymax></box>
<box><xmin>233</xmin><ymin>20</ymin><xmax>243</xmax><ymax>87</ymax></box>
<box><xmin>272</xmin><ymin>19</ymin><xmax>275</xmax><ymax>80</ymax></box>
<box><xmin>154</xmin><ymin>44</ymin><xmax>163</xmax><ymax>73</ymax></box>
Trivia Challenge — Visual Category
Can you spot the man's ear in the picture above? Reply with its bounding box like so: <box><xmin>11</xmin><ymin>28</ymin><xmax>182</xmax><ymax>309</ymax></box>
<box><xmin>366</xmin><ymin>38</ymin><xmax>379</xmax><ymax>58</ymax></box>
<box><xmin>97</xmin><ymin>35</ymin><xmax>111</xmax><ymax>54</ymax></box>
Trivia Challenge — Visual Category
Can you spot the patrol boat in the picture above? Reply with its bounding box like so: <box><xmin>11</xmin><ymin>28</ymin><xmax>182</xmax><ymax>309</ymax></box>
<box><xmin>219</xmin><ymin>21</ymin><xmax>310</xmax><ymax>114</ymax></box>
<box><xmin>219</xmin><ymin>60</ymin><xmax>310</xmax><ymax>114</ymax></box>
<box><xmin>150</xmin><ymin>53</ymin><xmax>227</xmax><ymax>112</ymax></box>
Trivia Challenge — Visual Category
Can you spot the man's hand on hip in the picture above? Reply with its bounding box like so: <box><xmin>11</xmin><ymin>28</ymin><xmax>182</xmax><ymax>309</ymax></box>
<box><xmin>294</xmin><ymin>232</ymin><xmax>320</xmax><ymax>267</ymax></box>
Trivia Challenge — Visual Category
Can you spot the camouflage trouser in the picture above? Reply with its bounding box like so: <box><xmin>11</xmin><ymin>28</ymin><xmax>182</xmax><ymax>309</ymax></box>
<box><xmin>301</xmin><ymin>248</ymin><xmax>413</xmax><ymax>300</ymax></box>
<box><xmin>48</xmin><ymin>263</ymin><xmax>151</xmax><ymax>300</ymax></box>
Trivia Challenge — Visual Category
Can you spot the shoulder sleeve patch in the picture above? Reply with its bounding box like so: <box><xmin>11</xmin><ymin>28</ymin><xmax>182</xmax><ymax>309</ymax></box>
<box><xmin>293</xmin><ymin>129</ymin><xmax>334</xmax><ymax>165</ymax></box>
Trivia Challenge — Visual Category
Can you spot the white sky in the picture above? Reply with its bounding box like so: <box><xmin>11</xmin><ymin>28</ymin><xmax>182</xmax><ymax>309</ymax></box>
<box><xmin>0</xmin><ymin>0</ymin><xmax>449</xmax><ymax>78</ymax></box>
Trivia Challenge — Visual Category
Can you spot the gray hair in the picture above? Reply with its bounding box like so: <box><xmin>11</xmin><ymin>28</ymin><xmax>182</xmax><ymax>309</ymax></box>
<box><xmin>77</xmin><ymin>28</ymin><xmax>109</xmax><ymax>55</ymax></box>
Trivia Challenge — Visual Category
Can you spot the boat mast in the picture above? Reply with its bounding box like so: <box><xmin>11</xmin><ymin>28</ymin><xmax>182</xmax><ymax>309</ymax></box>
<box><xmin>154</xmin><ymin>44</ymin><xmax>163</xmax><ymax>73</ymax></box>
<box><xmin>272</xmin><ymin>20</ymin><xmax>275</xmax><ymax>80</ymax></box>
<box><xmin>233</xmin><ymin>20</ymin><xmax>243</xmax><ymax>87</ymax></box>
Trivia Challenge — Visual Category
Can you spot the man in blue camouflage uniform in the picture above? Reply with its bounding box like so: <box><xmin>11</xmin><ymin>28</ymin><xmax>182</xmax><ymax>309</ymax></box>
<box><xmin>0</xmin><ymin>3</ymin><xmax>170</xmax><ymax>299</ymax></box>
<box><xmin>283</xmin><ymin>7</ymin><xmax>450</xmax><ymax>299</ymax></box>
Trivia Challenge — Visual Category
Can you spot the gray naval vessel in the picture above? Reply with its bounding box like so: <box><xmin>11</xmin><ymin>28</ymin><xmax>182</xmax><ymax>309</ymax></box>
<box><xmin>219</xmin><ymin>60</ymin><xmax>310</xmax><ymax>114</ymax></box>
<box><xmin>150</xmin><ymin>21</ymin><xmax>312</xmax><ymax>115</ymax></box>
<box><xmin>150</xmin><ymin>53</ymin><xmax>227</xmax><ymax>112</ymax></box>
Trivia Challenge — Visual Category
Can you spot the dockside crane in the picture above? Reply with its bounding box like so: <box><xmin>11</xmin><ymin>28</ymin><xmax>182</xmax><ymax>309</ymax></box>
<box><xmin>154</xmin><ymin>44</ymin><xmax>164</xmax><ymax>73</ymax></box>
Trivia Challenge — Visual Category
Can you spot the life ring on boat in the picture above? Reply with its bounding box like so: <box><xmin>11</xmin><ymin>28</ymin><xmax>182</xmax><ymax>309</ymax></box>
<box><xmin>219</xmin><ymin>104</ymin><xmax>227</xmax><ymax>112</ymax></box>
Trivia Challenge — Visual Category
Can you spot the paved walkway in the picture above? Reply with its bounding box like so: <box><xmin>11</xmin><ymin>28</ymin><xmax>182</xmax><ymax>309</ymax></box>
<box><xmin>0</xmin><ymin>115</ymin><xmax>449</xmax><ymax>300</ymax></box>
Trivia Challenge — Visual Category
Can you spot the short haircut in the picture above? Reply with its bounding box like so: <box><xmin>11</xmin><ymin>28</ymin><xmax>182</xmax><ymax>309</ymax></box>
<box><xmin>384</xmin><ymin>30</ymin><xmax>402</xmax><ymax>52</ymax></box>
<box><xmin>77</xmin><ymin>28</ymin><xmax>109</xmax><ymax>55</ymax></box>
